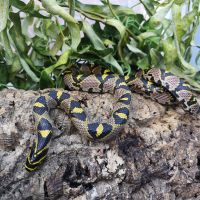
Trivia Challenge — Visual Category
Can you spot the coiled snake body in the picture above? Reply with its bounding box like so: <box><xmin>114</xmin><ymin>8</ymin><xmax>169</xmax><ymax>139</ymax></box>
<box><xmin>25</xmin><ymin>66</ymin><xmax>200</xmax><ymax>171</ymax></box>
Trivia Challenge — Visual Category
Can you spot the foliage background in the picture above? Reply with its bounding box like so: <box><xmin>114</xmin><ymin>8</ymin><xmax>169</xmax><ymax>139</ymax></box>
<box><xmin>0</xmin><ymin>0</ymin><xmax>200</xmax><ymax>90</ymax></box>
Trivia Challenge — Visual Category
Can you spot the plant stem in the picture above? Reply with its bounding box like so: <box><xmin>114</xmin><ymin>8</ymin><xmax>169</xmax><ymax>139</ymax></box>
<box><xmin>42</xmin><ymin>0</ymin><xmax>78</xmax><ymax>24</ymax></box>
<box><xmin>107</xmin><ymin>0</ymin><xmax>119</xmax><ymax>19</ymax></box>
<box><xmin>75</xmin><ymin>8</ymin><xmax>138</xmax><ymax>41</ymax></box>
<box><xmin>139</xmin><ymin>0</ymin><xmax>153</xmax><ymax>16</ymax></box>
<box><xmin>69</xmin><ymin>0</ymin><xmax>75</xmax><ymax>17</ymax></box>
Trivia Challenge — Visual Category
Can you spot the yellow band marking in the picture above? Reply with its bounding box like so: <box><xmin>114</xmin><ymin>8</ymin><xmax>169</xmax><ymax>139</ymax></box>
<box><xmin>102</xmin><ymin>74</ymin><xmax>108</xmax><ymax>80</ymax></box>
<box><xmin>25</xmin><ymin>165</ymin><xmax>36</xmax><ymax>171</ymax></box>
<box><xmin>34</xmin><ymin>139</ymin><xmax>38</xmax><ymax>154</ymax></box>
<box><xmin>35</xmin><ymin>145</ymin><xmax>48</xmax><ymax>156</ymax></box>
<box><xmin>34</xmin><ymin>102</ymin><xmax>45</xmax><ymax>108</ymax></box>
<box><xmin>183</xmin><ymin>83</ymin><xmax>190</xmax><ymax>87</ymax></box>
<box><xmin>72</xmin><ymin>107</ymin><xmax>84</xmax><ymax>113</ymax></box>
<box><xmin>147</xmin><ymin>81</ymin><xmax>153</xmax><ymax>91</ymax></box>
<box><xmin>39</xmin><ymin>130</ymin><xmax>51</xmax><ymax>138</ymax></box>
<box><xmin>96</xmin><ymin>124</ymin><xmax>104</xmax><ymax>137</ymax></box>
<box><xmin>115</xmin><ymin>112</ymin><xmax>128</xmax><ymax>119</ymax></box>
<box><xmin>104</xmin><ymin>69</ymin><xmax>110</xmax><ymax>74</ymax></box>
<box><xmin>77</xmin><ymin>75</ymin><xmax>83</xmax><ymax>80</ymax></box>
<box><xmin>28</xmin><ymin>154</ymin><xmax>47</xmax><ymax>165</ymax></box>
<box><xmin>125</xmin><ymin>76</ymin><xmax>129</xmax><ymax>81</ymax></box>
<box><xmin>120</xmin><ymin>97</ymin><xmax>129</xmax><ymax>101</ymax></box>
<box><xmin>57</xmin><ymin>91</ymin><xmax>63</xmax><ymax>99</ymax></box>
<box><xmin>119</xmin><ymin>82</ymin><xmax>126</xmax><ymax>86</ymax></box>
<box><xmin>147</xmin><ymin>81</ymin><xmax>153</xmax><ymax>86</ymax></box>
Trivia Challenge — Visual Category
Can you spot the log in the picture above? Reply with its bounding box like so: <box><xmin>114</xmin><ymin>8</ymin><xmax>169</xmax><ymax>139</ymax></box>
<box><xmin>0</xmin><ymin>89</ymin><xmax>200</xmax><ymax>200</ymax></box>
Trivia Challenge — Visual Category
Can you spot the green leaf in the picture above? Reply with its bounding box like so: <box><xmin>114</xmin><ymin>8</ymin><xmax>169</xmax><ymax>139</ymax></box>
<box><xmin>174</xmin><ymin>0</ymin><xmax>185</xmax><ymax>5</ymax></box>
<box><xmin>106</xmin><ymin>18</ymin><xmax>126</xmax><ymax>38</ymax></box>
<box><xmin>150</xmin><ymin>1</ymin><xmax>173</xmax><ymax>27</ymax></box>
<box><xmin>8</xmin><ymin>12</ymin><xmax>40</xmax><ymax>75</ymax></box>
<box><xmin>136</xmin><ymin>57</ymin><xmax>149</xmax><ymax>70</ymax></box>
<box><xmin>11</xmin><ymin>55</ymin><xmax>22</xmax><ymax>75</ymax></box>
<box><xmin>182</xmin><ymin>11</ymin><xmax>197</xmax><ymax>34</ymax></box>
<box><xmin>11</xmin><ymin>0</ymin><xmax>49</xmax><ymax>18</ymax></box>
<box><xmin>172</xmin><ymin>4</ymin><xmax>197</xmax><ymax>75</ymax></box>
<box><xmin>149</xmin><ymin>48</ymin><xmax>161</xmax><ymax>65</ymax></box>
<box><xmin>75</xmin><ymin>1</ymin><xmax>134</xmax><ymax>19</ymax></box>
<box><xmin>139</xmin><ymin>0</ymin><xmax>156</xmax><ymax>16</ymax></box>
<box><xmin>68</xmin><ymin>22</ymin><xmax>81</xmax><ymax>51</ymax></box>
<box><xmin>32</xmin><ymin>37</ymin><xmax>49</xmax><ymax>56</ymax></box>
<box><xmin>82</xmin><ymin>21</ymin><xmax>106</xmax><ymax>50</ymax></box>
<box><xmin>45</xmin><ymin>49</ymin><xmax>73</xmax><ymax>74</ymax></box>
<box><xmin>127</xmin><ymin>43</ymin><xmax>147</xmax><ymax>56</ymax></box>
<box><xmin>171</xmin><ymin>4</ymin><xmax>184</xmax><ymax>43</ymax></box>
<box><xmin>122</xmin><ymin>14</ymin><xmax>145</xmax><ymax>35</ymax></box>
<box><xmin>162</xmin><ymin>37</ymin><xmax>178</xmax><ymax>66</ymax></box>
<box><xmin>9</xmin><ymin>12</ymin><xmax>28</xmax><ymax>53</ymax></box>
<box><xmin>42</xmin><ymin>0</ymin><xmax>80</xmax><ymax>50</ymax></box>
<box><xmin>49</xmin><ymin>33</ymin><xmax>65</xmax><ymax>56</ymax></box>
<box><xmin>82</xmin><ymin>21</ymin><xmax>123</xmax><ymax>74</ymax></box>
<box><xmin>40</xmin><ymin>49</ymin><xmax>72</xmax><ymax>89</ymax></box>
<box><xmin>20</xmin><ymin>0</ymin><xmax>34</xmax><ymax>12</ymax></box>
<box><xmin>102</xmin><ymin>53</ymin><xmax>122</xmax><ymax>73</ymax></box>
<box><xmin>0</xmin><ymin>0</ymin><xmax>9</xmax><ymax>32</ymax></box>
<box><xmin>137</xmin><ymin>32</ymin><xmax>157</xmax><ymax>41</ymax></box>
<box><xmin>19</xmin><ymin>58</ymin><xmax>40</xmax><ymax>82</ymax></box>
<box><xmin>0</xmin><ymin>63</ymin><xmax>8</xmax><ymax>84</ymax></box>
<box><xmin>40</xmin><ymin>70</ymin><xmax>54</xmax><ymax>89</ymax></box>
<box><xmin>0</xmin><ymin>28</ymin><xmax>13</xmax><ymax>64</ymax></box>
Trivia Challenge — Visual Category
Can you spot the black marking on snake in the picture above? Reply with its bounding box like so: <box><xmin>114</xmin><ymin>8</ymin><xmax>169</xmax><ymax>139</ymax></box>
<box><xmin>116</xmin><ymin>85</ymin><xmax>130</xmax><ymax>91</ymax></box>
<box><xmin>49</xmin><ymin>90</ymin><xmax>58</xmax><ymax>101</ymax></box>
<box><xmin>71</xmin><ymin>112</ymin><xmax>86</xmax><ymax>121</ymax></box>
<box><xmin>49</xmin><ymin>90</ymin><xmax>70</xmax><ymax>105</ymax></box>
<box><xmin>25</xmin><ymin>145</ymin><xmax>48</xmax><ymax>171</ymax></box>
<box><xmin>59</xmin><ymin>92</ymin><xmax>70</xmax><ymax>102</ymax></box>
<box><xmin>113</xmin><ymin>107</ymin><xmax>129</xmax><ymax>125</ymax></box>
<box><xmin>188</xmin><ymin>97</ymin><xmax>198</xmax><ymax>106</ymax></box>
<box><xmin>38</xmin><ymin>118</ymin><xmax>52</xmax><ymax>131</ymax></box>
<box><xmin>37</xmin><ymin>120</ymin><xmax>53</xmax><ymax>153</ymax></box>
<box><xmin>88</xmin><ymin>123</ymin><xmax>113</xmax><ymax>139</ymax></box>
<box><xmin>88</xmin><ymin>88</ymin><xmax>94</xmax><ymax>93</ymax></box>
<box><xmin>70</xmin><ymin>100</ymin><xmax>82</xmax><ymax>109</ymax></box>
<box><xmin>96</xmin><ymin>74</ymin><xmax>114</xmax><ymax>93</ymax></box>
<box><xmin>118</xmin><ymin>93</ymin><xmax>132</xmax><ymax>105</ymax></box>
<box><xmin>70</xmin><ymin>100</ymin><xmax>87</xmax><ymax>121</ymax></box>
<box><xmin>115</xmin><ymin>77</ymin><xmax>124</xmax><ymax>85</ymax></box>
<box><xmin>33</xmin><ymin>96</ymin><xmax>48</xmax><ymax>115</ymax></box>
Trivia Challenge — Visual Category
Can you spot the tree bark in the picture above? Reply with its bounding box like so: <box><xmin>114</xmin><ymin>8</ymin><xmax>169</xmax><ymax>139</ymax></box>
<box><xmin>0</xmin><ymin>89</ymin><xmax>200</xmax><ymax>200</ymax></box>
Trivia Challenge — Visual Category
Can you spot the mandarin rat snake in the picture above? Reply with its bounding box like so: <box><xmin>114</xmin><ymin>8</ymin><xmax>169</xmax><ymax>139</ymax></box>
<box><xmin>25</xmin><ymin>65</ymin><xmax>199</xmax><ymax>171</ymax></box>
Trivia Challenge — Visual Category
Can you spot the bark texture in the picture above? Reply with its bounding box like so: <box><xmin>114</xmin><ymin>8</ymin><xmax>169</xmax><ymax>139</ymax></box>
<box><xmin>0</xmin><ymin>89</ymin><xmax>200</xmax><ymax>200</ymax></box>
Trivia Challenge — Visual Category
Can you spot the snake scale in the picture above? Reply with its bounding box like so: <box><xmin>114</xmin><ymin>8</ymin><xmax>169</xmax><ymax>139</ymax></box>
<box><xmin>25</xmin><ymin>65</ymin><xmax>200</xmax><ymax>171</ymax></box>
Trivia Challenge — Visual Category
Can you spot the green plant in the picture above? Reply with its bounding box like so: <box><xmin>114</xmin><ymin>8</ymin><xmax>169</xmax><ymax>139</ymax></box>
<box><xmin>0</xmin><ymin>0</ymin><xmax>199</xmax><ymax>90</ymax></box>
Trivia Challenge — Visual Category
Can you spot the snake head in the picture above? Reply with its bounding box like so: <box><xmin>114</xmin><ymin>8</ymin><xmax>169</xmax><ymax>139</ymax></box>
<box><xmin>25</xmin><ymin>141</ymin><xmax>48</xmax><ymax>172</ymax></box>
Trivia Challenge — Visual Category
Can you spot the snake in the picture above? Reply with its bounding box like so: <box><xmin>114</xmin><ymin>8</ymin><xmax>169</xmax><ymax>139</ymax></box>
<box><xmin>25</xmin><ymin>65</ymin><xmax>200</xmax><ymax>171</ymax></box>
